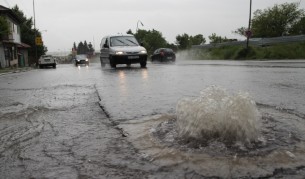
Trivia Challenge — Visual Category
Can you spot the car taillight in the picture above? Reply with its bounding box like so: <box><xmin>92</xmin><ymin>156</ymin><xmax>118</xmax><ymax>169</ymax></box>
<box><xmin>160</xmin><ymin>52</ymin><xmax>164</xmax><ymax>56</ymax></box>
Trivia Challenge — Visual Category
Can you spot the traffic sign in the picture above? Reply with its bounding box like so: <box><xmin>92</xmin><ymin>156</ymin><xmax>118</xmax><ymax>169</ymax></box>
<box><xmin>245</xmin><ymin>30</ymin><xmax>252</xmax><ymax>38</ymax></box>
<box><xmin>35</xmin><ymin>37</ymin><xmax>43</xmax><ymax>46</ymax></box>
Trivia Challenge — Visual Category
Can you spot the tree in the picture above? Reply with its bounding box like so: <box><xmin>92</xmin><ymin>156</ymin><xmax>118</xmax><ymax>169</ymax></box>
<box><xmin>209</xmin><ymin>33</ymin><xmax>222</xmax><ymax>43</ymax></box>
<box><xmin>0</xmin><ymin>16</ymin><xmax>10</xmax><ymax>39</ymax></box>
<box><xmin>84</xmin><ymin>41</ymin><xmax>89</xmax><ymax>53</ymax></box>
<box><xmin>290</xmin><ymin>16</ymin><xmax>305</xmax><ymax>35</ymax></box>
<box><xmin>252</xmin><ymin>3</ymin><xmax>304</xmax><ymax>37</ymax></box>
<box><xmin>233</xmin><ymin>27</ymin><xmax>248</xmax><ymax>37</ymax></box>
<box><xmin>126</xmin><ymin>29</ymin><xmax>133</xmax><ymax>35</ymax></box>
<box><xmin>77</xmin><ymin>41</ymin><xmax>84</xmax><ymax>54</ymax></box>
<box><xmin>73</xmin><ymin>42</ymin><xmax>77</xmax><ymax>51</ymax></box>
<box><xmin>88</xmin><ymin>42</ymin><xmax>95</xmax><ymax>57</ymax></box>
<box><xmin>134</xmin><ymin>29</ymin><xmax>167</xmax><ymax>54</ymax></box>
<box><xmin>176</xmin><ymin>33</ymin><xmax>190</xmax><ymax>50</ymax></box>
<box><xmin>190</xmin><ymin>34</ymin><xmax>206</xmax><ymax>45</ymax></box>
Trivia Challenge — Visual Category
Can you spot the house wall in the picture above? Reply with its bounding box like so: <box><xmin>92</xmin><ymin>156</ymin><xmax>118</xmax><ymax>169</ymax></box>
<box><xmin>0</xmin><ymin>44</ymin><xmax>6</xmax><ymax>68</ymax></box>
<box><xmin>7</xmin><ymin>17</ymin><xmax>21</xmax><ymax>44</ymax></box>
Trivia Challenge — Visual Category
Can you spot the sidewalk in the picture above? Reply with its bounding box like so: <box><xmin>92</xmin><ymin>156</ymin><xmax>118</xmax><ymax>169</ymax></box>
<box><xmin>0</xmin><ymin>67</ymin><xmax>35</xmax><ymax>76</ymax></box>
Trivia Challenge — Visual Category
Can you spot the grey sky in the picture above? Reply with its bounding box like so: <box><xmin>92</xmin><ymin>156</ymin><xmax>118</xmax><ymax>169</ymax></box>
<box><xmin>0</xmin><ymin>0</ymin><xmax>304</xmax><ymax>52</ymax></box>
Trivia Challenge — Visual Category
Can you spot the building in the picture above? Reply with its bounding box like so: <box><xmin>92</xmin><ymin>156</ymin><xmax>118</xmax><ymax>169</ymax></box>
<box><xmin>0</xmin><ymin>5</ymin><xmax>30</xmax><ymax>68</ymax></box>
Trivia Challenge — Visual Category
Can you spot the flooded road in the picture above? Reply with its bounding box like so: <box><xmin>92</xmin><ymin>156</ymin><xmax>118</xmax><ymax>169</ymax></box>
<box><xmin>0</xmin><ymin>60</ymin><xmax>305</xmax><ymax>178</ymax></box>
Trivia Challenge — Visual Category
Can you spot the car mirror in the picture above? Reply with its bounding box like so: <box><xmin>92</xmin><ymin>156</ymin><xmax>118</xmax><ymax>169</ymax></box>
<box><xmin>140</xmin><ymin>42</ymin><xmax>144</xmax><ymax>46</ymax></box>
<box><xmin>103</xmin><ymin>44</ymin><xmax>109</xmax><ymax>48</ymax></box>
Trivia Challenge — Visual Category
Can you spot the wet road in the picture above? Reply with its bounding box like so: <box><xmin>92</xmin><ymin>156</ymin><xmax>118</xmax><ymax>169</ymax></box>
<box><xmin>0</xmin><ymin>59</ymin><xmax>305</xmax><ymax>178</ymax></box>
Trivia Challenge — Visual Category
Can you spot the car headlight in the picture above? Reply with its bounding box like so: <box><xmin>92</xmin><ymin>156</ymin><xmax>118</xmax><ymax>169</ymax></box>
<box><xmin>139</xmin><ymin>50</ymin><xmax>147</xmax><ymax>54</ymax></box>
<box><xmin>116</xmin><ymin>51</ymin><xmax>124</xmax><ymax>55</ymax></box>
<box><xmin>77</xmin><ymin>60</ymin><xmax>80</xmax><ymax>62</ymax></box>
<box><xmin>86</xmin><ymin>58</ymin><xmax>89</xmax><ymax>61</ymax></box>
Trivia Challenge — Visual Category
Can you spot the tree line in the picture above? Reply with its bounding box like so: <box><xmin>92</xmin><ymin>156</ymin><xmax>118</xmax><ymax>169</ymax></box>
<box><xmin>129</xmin><ymin>2</ymin><xmax>305</xmax><ymax>53</ymax></box>
<box><xmin>72</xmin><ymin>41</ymin><xmax>95</xmax><ymax>56</ymax></box>
<box><xmin>234</xmin><ymin>2</ymin><xmax>305</xmax><ymax>38</ymax></box>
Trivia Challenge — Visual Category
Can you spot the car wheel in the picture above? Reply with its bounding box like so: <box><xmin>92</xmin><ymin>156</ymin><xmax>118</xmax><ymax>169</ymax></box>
<box><xmin>110</xmin><ymin>57</ymin><xmax>116</xmax><ymax>68</ymax></box>
<box><xmin>110</xmin><ymin>63</ymin><xmax>116</xmax><ymax>68</ymax></box>
<box><xmin>53</xmin><ymin>64</ymin><xmax>56</xmax><ymax>68</ymax></box>
<box><xmin>140</xmin><ymin>62</ymin><xmax>147</xmax><ymax>68</ymax></box>
<box><xmin>39</xmin><ymin>65</ymin><xmax>42</xmax><ymax>69</ymax></box>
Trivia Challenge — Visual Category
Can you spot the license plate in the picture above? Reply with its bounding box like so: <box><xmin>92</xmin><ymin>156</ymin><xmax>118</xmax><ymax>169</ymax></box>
<box><xmin>44</xmin><ymin>59</ymin><xmax>50</xmax><ymax>62</ymax></box>
<box><xmin>128</xmin><ymin>56</ymin><xmax>139</xmax><ymax>59</ymax></box>
<box><xmin>167</xmin><ymin>57</ymin><xmax>172</xmax><ymax>60</ymax></box>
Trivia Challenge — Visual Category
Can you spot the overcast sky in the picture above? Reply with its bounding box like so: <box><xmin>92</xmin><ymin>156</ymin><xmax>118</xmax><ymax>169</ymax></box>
<box><xmin>0</xmin><ymin>0</ymin><xmax>304</xmax><ymax>52</ymax></box>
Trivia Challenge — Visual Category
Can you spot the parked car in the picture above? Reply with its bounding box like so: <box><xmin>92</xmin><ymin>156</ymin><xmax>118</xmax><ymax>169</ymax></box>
<box><xmin>100</xmin><ymin>34</ymin><xmax>147</xmax><ymax>68</ymax></box>
<box><xmin>74</xmin><ymin>54</ymin><xmax>89</xmax><ymax>66</ymax></box>
<box><xmin>151</xmin><ymin>48</ymin><xmax>176</xmax><ymax>62</ymax></box>
<box><xmin>38</xmin><ymin>55</ymin><xmax>57</xmax><ymax>68</ymax></box>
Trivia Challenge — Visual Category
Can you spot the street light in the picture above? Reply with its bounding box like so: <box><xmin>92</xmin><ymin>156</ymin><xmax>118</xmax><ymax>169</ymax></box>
<box><xmin>136</xmin><ymin>20</ymin><xmax>144</xmax><ymax>32</ymax></box>
<box><xmin>246</xmin><ymin>0</ymin><xmax>252</xmax><ymax>49</ymax></box>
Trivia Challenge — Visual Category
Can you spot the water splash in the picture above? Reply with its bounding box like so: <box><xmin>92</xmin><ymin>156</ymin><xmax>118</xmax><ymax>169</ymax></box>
<box><xmin>176</xmin><ymin>86</ymin><xmax>261</xmax><ymax>145</ymax></box>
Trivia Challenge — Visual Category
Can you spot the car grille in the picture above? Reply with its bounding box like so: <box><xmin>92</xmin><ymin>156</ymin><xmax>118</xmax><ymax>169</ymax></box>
<box><xmin>126</xmin><ymin>52</ymin><xmax>138</xmax><ymax>55</ymax></box>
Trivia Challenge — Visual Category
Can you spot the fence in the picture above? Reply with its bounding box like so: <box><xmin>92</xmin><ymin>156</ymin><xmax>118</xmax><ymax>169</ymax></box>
<box><xmin>192</xmin><ymin>35</ymin><xmax>305</xmax><ymax>49</ymax></box>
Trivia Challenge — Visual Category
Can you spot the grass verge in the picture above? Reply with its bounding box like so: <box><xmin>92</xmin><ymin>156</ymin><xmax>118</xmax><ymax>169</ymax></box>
<box><xmin>191</xmin><ymin>42</ymin><xmax>305</xmax><ymax>60</ymax></box>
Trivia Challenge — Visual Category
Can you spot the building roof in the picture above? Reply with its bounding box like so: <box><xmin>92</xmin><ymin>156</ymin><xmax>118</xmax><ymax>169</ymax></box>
<box><xmin>2</xmin><ymin>40</ymin><xmax>31</xmax><ymax>48</ymax></box>
<box><xmin>0</xmin><ymin>5</ymin><xmax>22</xmax><ymax>24</ymax></box>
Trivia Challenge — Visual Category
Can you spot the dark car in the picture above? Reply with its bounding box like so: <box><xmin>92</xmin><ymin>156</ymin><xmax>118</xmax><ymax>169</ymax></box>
<box><xmin>74</xmin><ymin>54</ymin><xmax>89</xmax><ymax>66</ymax></box>
<box><xmin>151</xmin><ymin>48</ymin><xmax>176</xmax><ymax>62</ymax></box>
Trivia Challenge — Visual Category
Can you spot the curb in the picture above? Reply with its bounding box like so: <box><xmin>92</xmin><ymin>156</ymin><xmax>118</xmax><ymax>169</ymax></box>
<box><xmin>0</xmin><ymin>67</ymin><xmax>35</xmax><ymax>76</ymax></box>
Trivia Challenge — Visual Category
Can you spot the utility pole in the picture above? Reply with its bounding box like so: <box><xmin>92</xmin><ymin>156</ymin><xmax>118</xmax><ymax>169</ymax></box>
<box><xmin>33</xmin><ymin>0</ymin><xmax>38</xmax><ymax>66</ymax></box>
<box><xmin>246</xmin><ymin>0</ymin><xmax>252</xmax><ymax>49</ymax></box>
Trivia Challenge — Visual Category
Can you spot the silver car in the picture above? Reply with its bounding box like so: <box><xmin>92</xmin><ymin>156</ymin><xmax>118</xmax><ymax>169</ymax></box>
<box><xmin>38</xmin><ymin>55</ymin><xmax>56</xmax><ymax>68</ymax></box>
<box><xmin>100</xmin><ymin>35</ymin><xmax>147</xmax><ymax>68</ymax></box>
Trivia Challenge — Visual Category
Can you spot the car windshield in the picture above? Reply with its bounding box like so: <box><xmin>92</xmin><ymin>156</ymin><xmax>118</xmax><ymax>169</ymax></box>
<box><xmin>76</xmin><ymin>55</ymin><xmax>87</xmax><ymax>59</ymax></box>
<box><xmin>110</xmin><ymin>36</ymin><xmax>139</xmax><ymax>47</ymax></box>
<box><xmin>164</xmin><ymin>49</ymin><xmax>173</xmax><ymax>53</ymax></box>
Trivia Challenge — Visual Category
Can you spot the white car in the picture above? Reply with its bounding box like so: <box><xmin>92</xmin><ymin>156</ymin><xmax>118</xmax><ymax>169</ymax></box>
<box><xmin>100</xmin><ymin>34</ymin><xmax>147</xmax><ymax>68</ymax></box>
<box><xmin>38</xmin><ymin>55</ymin><xmax>56</xmax><ymax>68</ymax></box>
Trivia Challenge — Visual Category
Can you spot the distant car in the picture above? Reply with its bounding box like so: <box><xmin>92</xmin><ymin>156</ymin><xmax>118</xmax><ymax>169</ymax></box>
<box><xmin>151</xmin><ymin>48</ymin><xmax>176</xmax><ymax>62</ymax></box>
<box><xmin>38</xmin><ymin>55</ymin><xmax>56</xmax><ymax>68</ymax></box>
<box><xmin>74</xmin><ymin>54</ymin><xmax>89</xmax><ymax>66</ymax></box>
<box><xmin>100</xmin><ymin>34</ymin><xmax>147</xmax><ymax>68</ymax></box>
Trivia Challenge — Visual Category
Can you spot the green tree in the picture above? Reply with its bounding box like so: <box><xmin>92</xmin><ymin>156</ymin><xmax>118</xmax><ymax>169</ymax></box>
<box><xmin>126</xmin><ymin>29</ymin><xmax>133</xmax><ymax>35</ymax></box>
<box><xmin>190</xmin><ymin>34</ymin><xmax>206</xmax><ymax>45</ymax></box>
<box><xmin>77</xmin><ymin>41</ymin><xmax>84</xmax><ymax>54</ymax></box>
<box><xmin>134</xmin><ymin>29</ymin><xmax>167</xmax><ymax>54</ymax></box>
<box><xmin>0</xmin><ymin>16</ymin><xmax>10</xmax><ymax>39</ymax></box>
<box><xmin>251</xmin><ymin>2</ymin><xmax>304</xmax><ymax>37</ymax></box>
<box><xmin>208</xmin><ymin>33</ymin><xmax>223</xmax><ymax>43</ymax></box>
<box><xmin>290</xmin><ymin>16</ymin><xmax>305</xmax><ymax>35</ymax></box>
<box><xmin>233</xmin><ymin>27</ymin><xmax>247</xmax><ymax>37</ymax></box>
<box><xmin>84</xmin><ymin>40</ymin><xmax>89</xmax><ymax>53</ymax></box>
<box><xmin>176</xmin><ymin>33</ymin><xmax>190</xmax><ymax>50</ymax></box>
